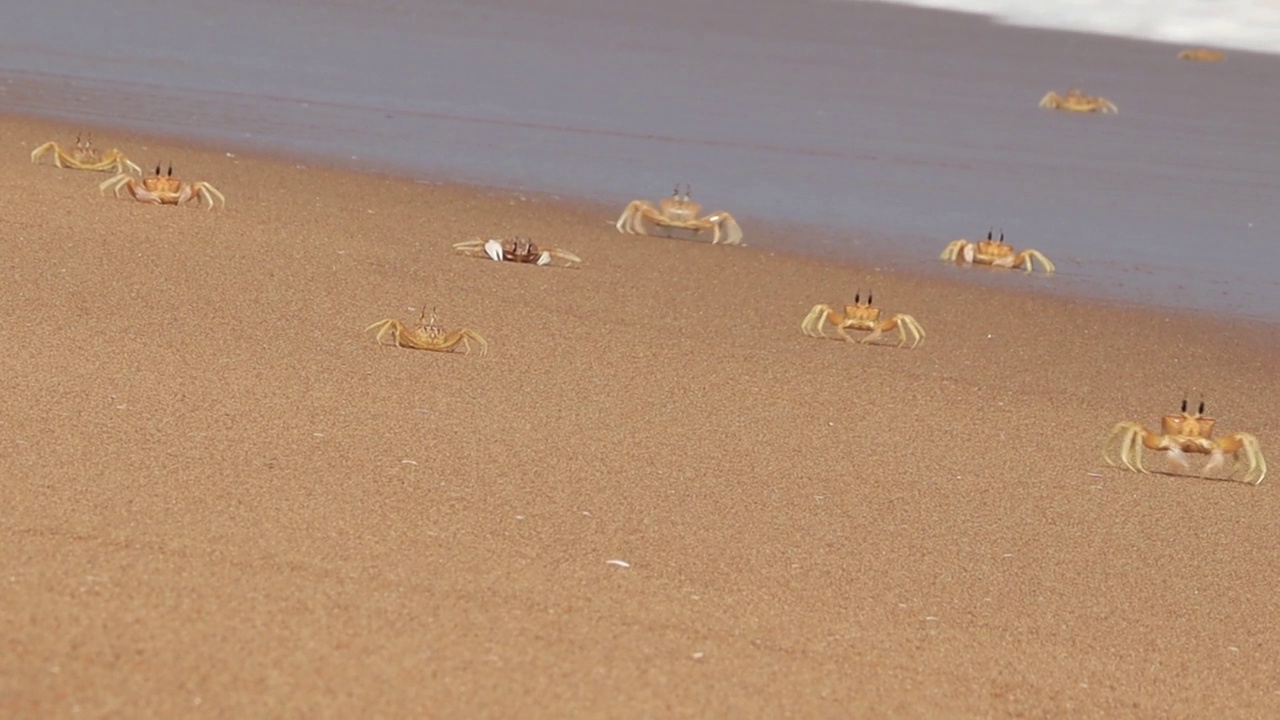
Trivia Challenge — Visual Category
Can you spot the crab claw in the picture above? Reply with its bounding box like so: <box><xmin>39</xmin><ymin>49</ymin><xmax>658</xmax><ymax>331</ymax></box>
<box><xmin>1204</xmin><ymin>448</ymin><xmax>1226</xmax><ymax>474</ymax></box>
<box><xmin>483</xmin><ymin>238</ymin><xmax>505</xmax><ymax>262</ymax></box>
<box><xmin>1166</xmin><ymin>446</ymin><xmax>1191</xmax><ymax>470</ymax></box>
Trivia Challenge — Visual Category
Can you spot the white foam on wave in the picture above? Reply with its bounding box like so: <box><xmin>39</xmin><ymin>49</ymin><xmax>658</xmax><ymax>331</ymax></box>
<box><xmin>860</xmin><ymin>0</ymin><xmax>1280</xmax><ymax>56</ymax></box>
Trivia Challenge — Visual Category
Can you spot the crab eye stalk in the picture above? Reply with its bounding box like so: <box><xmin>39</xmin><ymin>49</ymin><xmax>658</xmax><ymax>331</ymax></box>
<box><xmin>1181</xmin><ymin>398</ymin><xmax>1188</xmax><ymax>413</ymax></box>
<box><xmin>1198</xmin><ymin>400</ymin><xmax>1205</xmax><ymax>415</ymax></box>
<box><xmin>854</xmin><ymin>290</ymin><xmax>860</xmax><ymax>304</ymax></box>
<box><xmin>868</xmin><ymin>291</ymin><xmax>873</xmax><ymax>305</ymax></box>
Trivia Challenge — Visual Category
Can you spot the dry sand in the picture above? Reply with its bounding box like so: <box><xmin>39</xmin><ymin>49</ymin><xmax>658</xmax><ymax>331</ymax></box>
<box><xmin>3</xmin><ymin>114</ymin><xmax>1279</xmax><ymax>718</ymax></box>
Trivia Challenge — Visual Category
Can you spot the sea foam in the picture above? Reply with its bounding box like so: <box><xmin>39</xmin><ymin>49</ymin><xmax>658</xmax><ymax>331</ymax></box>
<box><xmin>862</xmin><ymin>0</ymin><xmax>1280</xmax><ymax>56</ymax></box>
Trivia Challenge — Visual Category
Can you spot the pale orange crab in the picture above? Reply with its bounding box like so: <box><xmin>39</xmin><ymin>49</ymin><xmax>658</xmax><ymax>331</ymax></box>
<box><xmin>1177</xmin><ymin>48</ymin><xmax>1225</xmax><ymax>62</ymax></box>
<box><xmin>940</xmin><ymin>230</ymin><xmax>1055</xmax><ymax>274</ymax></box>
<box><xmin>366</xmin><ymin>306</ymin><xmax>488</xmax><ymax>356</ymax></box>
<box><xmin>98</xmin><ymin>163</ymin><xmax>226</xmax><ymax>210</ymax></box>
<box><xmin>615</xmin><ymin>184</ymin><xmax>744</xmax><ymax>245</ymax></box>
<box><xmin>30</xmin><ymin>134</ymin><xmax>142</xmax><ymax>175</ymax></box>
<box><xmin>1038</xmin><ymin>88</ymin><xmax>1118</xmax><ymax>114</ymax></box>
<box><xmin>1104</xmin><ymin>400</ymin><xmax>1267</xmax><ymax>485</ymax></box>
<box><xmin>800</xmin><ymin>290</ymin><xmax>925</xmax><ymax>349</ymax></box>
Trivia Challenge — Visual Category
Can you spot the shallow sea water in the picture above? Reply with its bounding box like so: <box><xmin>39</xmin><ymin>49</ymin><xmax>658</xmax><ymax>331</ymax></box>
<box><xmin>4</xmin><ymin>0</ymin><xmax>1279</xmax><ymax>321</ymax></box>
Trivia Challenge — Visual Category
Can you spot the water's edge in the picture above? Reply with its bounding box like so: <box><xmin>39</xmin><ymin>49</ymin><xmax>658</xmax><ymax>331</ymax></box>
<box><xmin>5</xmin><ymin>0</ymin><xmax>1279</xmax><ymax>322</ymax></box>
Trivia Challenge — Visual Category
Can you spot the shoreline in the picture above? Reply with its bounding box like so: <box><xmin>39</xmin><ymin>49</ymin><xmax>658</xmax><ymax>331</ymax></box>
<box><xmin>5</xmin><ymin>0</ymin><xmax>1280</xmax><ymax>322</ymax></box>
<box><xmin>12</xmin><ymin>109</ymin><xmax>1280</xmax><ymax>335</ymax></box>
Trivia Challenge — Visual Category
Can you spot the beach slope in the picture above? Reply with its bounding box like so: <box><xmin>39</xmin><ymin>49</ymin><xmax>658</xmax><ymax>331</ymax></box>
<box><xmin>3</xmin><ymin>116</ymin><xmax>1279</xmax><ymax>717</ymax></box>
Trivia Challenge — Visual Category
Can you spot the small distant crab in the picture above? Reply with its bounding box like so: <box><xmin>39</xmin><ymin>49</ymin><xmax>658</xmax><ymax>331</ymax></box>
<box><xmin>800</xmin><ymin>290</ymin><xmax>925</xmax><ymax>349</ymax></box>
<box><xmin>616</xmin><ymin>184</ymin><xmax>744</xmax><ymax>245</ymax></box>
<box><xmin>30</xmin><ymin>134</ymin><xmax>141</xmax><ymax>175</ymax></box>
<box><xmin>940</xmin><ymin>230</ymin><xmax>1055</xmax><ymax>274</ymax></box>
<box><xmin>98</xmin><ymin>163</ymin><xmax>226</xmax><ymax>210</ymax></box>
<box><xmin>452</xmin><ymin>237</ymin><xmax>582</xmax><ymax>268</ymax></box>
<box><xmin>1038</xmin><ymin>88</ymin><xmax>1118</xmax><ymax>114</ymax></box>
<box><xmin>1178</xmin><ymin>48</ymin><xmax>1225</xmax><ymax>62</ymax></box>
<box><xmin>366</xmin><ymin>306</ymin><xmax>488</xmax><ymax>356</ymax></box>
<box><xmin>1104</xmin><ymin>400</ymin><xmax>1267</xmax><ymax>485</ymax></box>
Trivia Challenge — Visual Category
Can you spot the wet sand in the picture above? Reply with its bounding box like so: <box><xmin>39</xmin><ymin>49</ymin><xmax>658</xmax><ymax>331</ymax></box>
<box><xmin>3</xmin><ymin>0</ymin><xmax>1280</xmax><ymax>320</ymax></box>
<box><xmin>3</xmin><ymin>113</ymin><xmax>1279</xmax><ymax>718</ymax></box>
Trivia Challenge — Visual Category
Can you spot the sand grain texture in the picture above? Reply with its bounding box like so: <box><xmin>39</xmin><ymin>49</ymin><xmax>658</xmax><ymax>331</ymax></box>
<box><xmin>3</xmin><ymin>117</ymin><xmax>1279</xmax><ymax>718</ymax></box>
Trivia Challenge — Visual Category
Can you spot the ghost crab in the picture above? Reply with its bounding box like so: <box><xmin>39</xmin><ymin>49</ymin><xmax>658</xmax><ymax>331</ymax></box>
<box><xmin>1038</xmin><ymin>88</ymin><xmax>1118</xmax><ymax>114</ymax></box>
<box><xmin>1178</xmin><ymin>48</ymin><xmax>1225</xmax><ymax>62</ymax></box>
<box><xmin>30</xmin><ymin>134</ymin><xmax>142</xmax><ymax>175</ymax></box>
<box><xmin>99</xmin><ymin>163</ymin><xmax>225</xmax><ymax>210</ymax></box>
<box><xmin>452</xmin><ymin>237</ymin><xmax>581</xmax><ymax>268</ymax></box>
<box><xmin>366</xmin><ymin>306</ymin><xmax>488</xmax><ymax>356</ymax></box>
<box><xmin>800</xmin><ymin>290</ymin><xmax>925</xmax><ymax>349</ymax></box>
<box><xmin>1104</xmin><ymin>400</ymin><xmax>1267</xmax><ymax>485</ymax></box>
<box><xmin>616</xmin><ymin>184</ymin><xmax>744</xmax><ymax>245</ymax></box>
<box><xmin>940</xmin><ymin>229</ymin><xmax>1055</xmax><ymax>274</ymax></box>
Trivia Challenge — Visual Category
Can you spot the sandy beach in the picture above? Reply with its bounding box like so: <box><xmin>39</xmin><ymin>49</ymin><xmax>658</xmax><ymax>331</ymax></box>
<box><xmin>2</xmin><ymin>111</ymin><xmax>1279</xmax><ymax>718</ymax></box>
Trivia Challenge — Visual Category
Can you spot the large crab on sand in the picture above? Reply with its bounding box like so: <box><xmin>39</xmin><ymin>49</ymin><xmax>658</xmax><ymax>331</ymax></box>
<box><xmin>615</xmin><ymin>184</ymin><xmax>744</xmax><ymax>246</ymax></box>
<box><xmin>800</xmin><ymin>291</ymin><xmax>925</xmax><ymax>349</ymax></box>
<box><xmin>1104</xmin><ymin>400</ymin><xmax>1267</xmax><ymax>485</ymax></box>
<box><xmin>30</xmin><ymin>134</ymin><xmax>141</xmax><ymax>175</ymax></box>
<box><xmin>1038</xmin><ymin>88</ymin><xmax>1118</xmax><ymax>114</ymax></box>
<box><xmin>366</xmin><ymin>306</ymin><xmax>488</xmax><ymax>356</ymax></box>
<box><xmin>452</xmin><ymin>237</ymin><xmax>582</xmax><ymax>268</ymax></box>
<box><xmin>99</xmin><ymin>163</ymin><xmax>226</xmax><ymax>210</ymax></box>
<box><xmin>940</xmin><ymin>230</ymin><xmax>1055</xmax><ymax>274</ymax></box>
